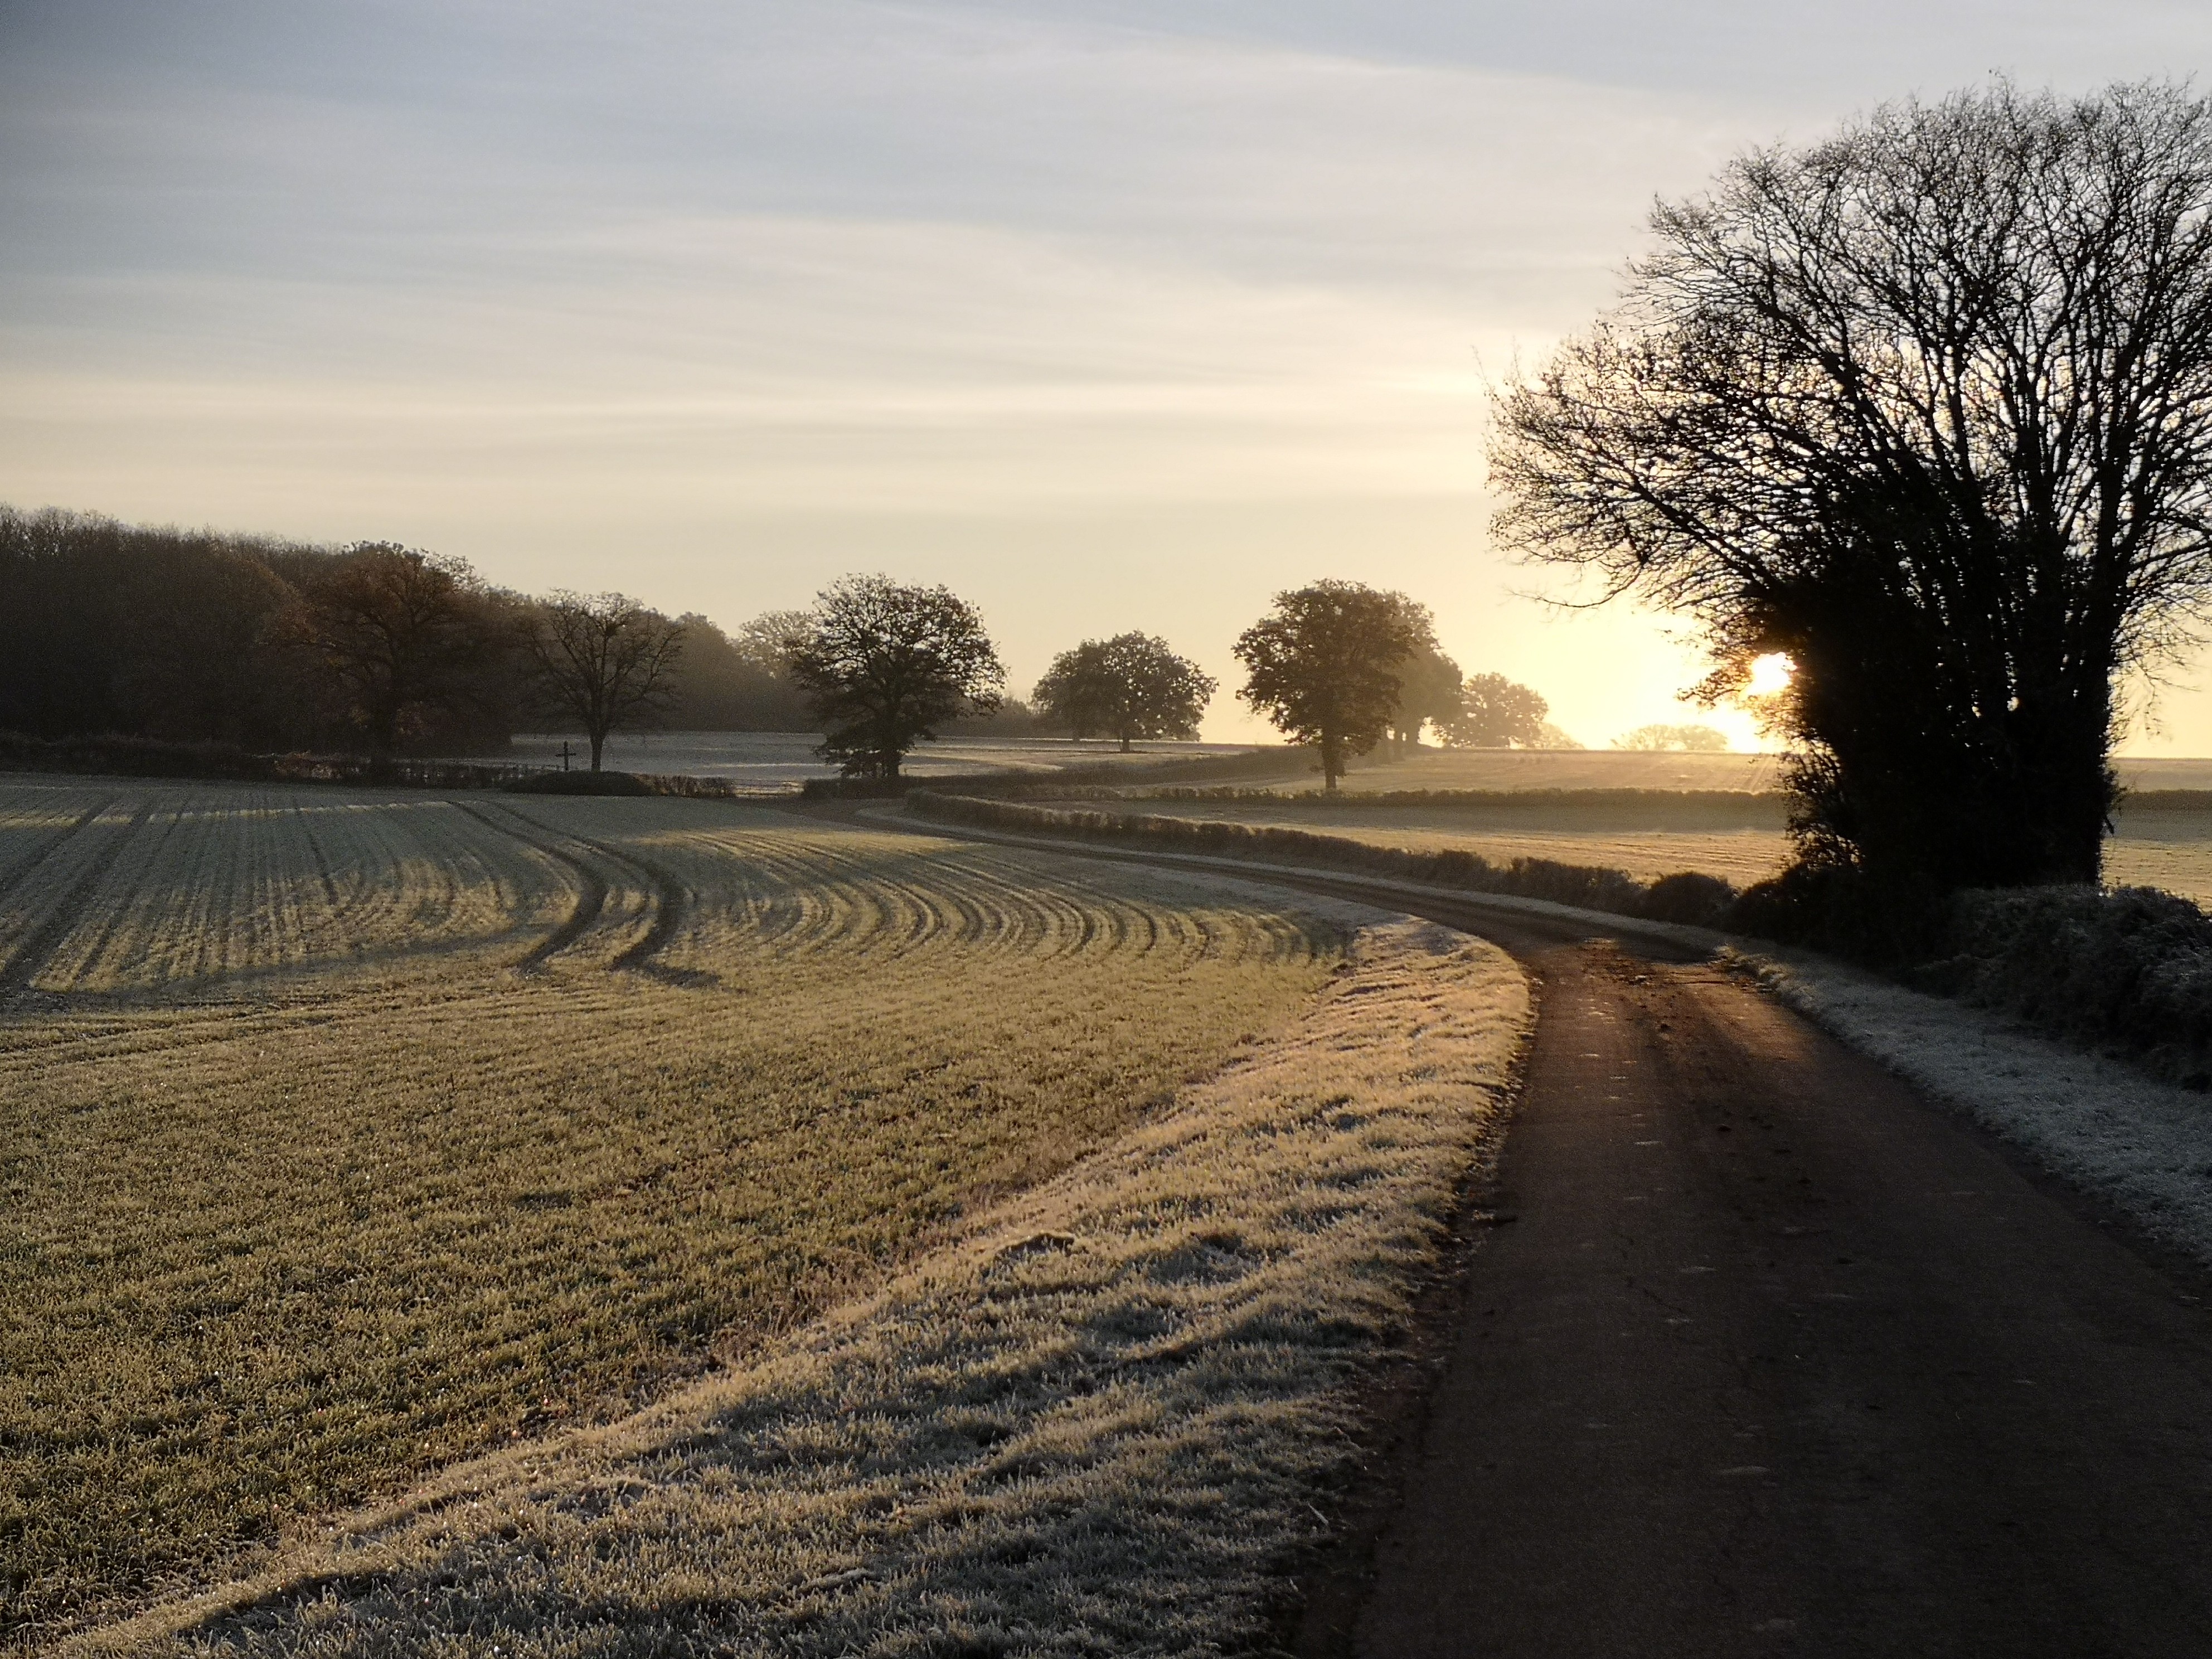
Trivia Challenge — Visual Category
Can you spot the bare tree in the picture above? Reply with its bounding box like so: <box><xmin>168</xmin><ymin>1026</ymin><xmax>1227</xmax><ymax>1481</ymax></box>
<box><xmin>1234</xmin><ymin>581</ymin><xmax>1428</xmax><ymax>790</ymax></box>
<box><xmin>1034</xmin><ymin>633</ymin><xmax>1216</xmax><ymax>750</ymax></box>
<box><xmin>787</xmin><ymin>575</ymin><xmax>1005</xmax><ymax>777</ymax></box>
<box><xmin>524</xmin><ymin>591</ymin><xmax>686</xmax><ymax>772</ymax></box>
<box><xmin>1492</xmin><ymin>82</ymin><xmax>2212</xmax><ymax>903</ymax></box>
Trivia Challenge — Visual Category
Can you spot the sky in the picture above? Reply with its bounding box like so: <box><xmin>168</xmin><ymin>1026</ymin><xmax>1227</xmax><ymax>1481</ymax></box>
<box><xmin>6</xmin><ymin>1</ymin><xmax>2212</xmax><ymax>748</ymax></box>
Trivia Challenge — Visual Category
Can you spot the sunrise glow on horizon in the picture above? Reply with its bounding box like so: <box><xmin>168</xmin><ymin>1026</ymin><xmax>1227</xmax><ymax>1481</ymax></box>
<box><xmin>6</xmin><ymin>2</ymin><xmax>2211</xmax><ymax>752</ymax></box>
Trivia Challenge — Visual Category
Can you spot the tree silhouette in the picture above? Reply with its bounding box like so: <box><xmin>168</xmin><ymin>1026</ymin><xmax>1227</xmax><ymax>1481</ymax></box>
<box><xmin>523</xmin><ymin>593</ymin><xmax>686</xmax><ymax>771</ymax></box>
<box><xmin>787</xmin><ymin>575</ymin><xmax>1005</xmax><ymax>777</ymax></box>
<box><xmin>1034</xmin><ymin>633</ymin><xmax>1216</xmax><ymax>750</ymax></box>
<box><xmin>1234</xmin><ymin>581</ymin><xmax>1427</xmax><ymax>790</ymax></box>
<box><xmin>1492</xmin><ymin>82</ymin><xmax>2212</xmax><ymax>903</ymax></box>
<box><xmin>300</xmin><ymin>544</ymin><xmax>503</xmax><ymax>756</ymax></box>
<box><xmin>1387</xmin><ymin>645</ymin><xmax>1464</xmax><ymax>750</ymax></box>
<box><xmin>1614</xmin><ymin>723</ymin><xmax>1728</xmax><ymax>753</ymax></box>
<box><xmin>1442</xmin><ymin>673</ymin><xmax>1549</xmax><ymax>748</ymax></box>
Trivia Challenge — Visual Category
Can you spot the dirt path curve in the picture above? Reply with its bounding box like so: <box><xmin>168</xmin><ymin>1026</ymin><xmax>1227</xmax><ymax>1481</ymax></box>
<box><xmin>806</xmin><ymin>807</ymin><xmax>2212</xmax><ymax>1651</ymax></box>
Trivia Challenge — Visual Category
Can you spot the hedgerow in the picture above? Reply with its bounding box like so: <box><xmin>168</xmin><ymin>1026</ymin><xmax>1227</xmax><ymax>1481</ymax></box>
<box><xmin>904</xmin><ymin>790</ymin><xmax>1741</xmax><ymax>929</ymax></box>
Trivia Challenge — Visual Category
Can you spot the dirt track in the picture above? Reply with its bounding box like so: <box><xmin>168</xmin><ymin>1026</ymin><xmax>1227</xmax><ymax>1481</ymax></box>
<box><xmin>1307</xmin><ymin>921</ymin><xmax>2212</xmax><ymax>1658</ymax></box>
<box><xmin>840</xmin><ymin>813</ymin><xmax>2212</xmax><ymax>1656</ymax></box>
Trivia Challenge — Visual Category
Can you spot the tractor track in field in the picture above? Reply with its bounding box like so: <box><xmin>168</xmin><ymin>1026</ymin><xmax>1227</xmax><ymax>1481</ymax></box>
<box><xmin>583</xmin><ymin>836</ymin><xmax>700</xmax><ymax>980</ymax></box>
<box><xmin>0</xmin><ymin>800</ymin><xmax>149</xmax><ymax>1005</ymax></box>
<box><xmin>453</xmin><ymin>801</ymin><xmax>702</xmax><ymax>981</ymax></box>
<box><xmin>453</xmin><ymin>802</ymin><xmax>614</xmax><ymax>971</ymax></box>
<box><xmin>0</xmin><ymin>794</ymin><xmax>120</xmax><ymax>906</ymax></box>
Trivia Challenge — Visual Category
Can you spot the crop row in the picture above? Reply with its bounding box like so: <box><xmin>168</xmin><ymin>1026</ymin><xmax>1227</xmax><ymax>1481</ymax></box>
<box><xmin>0</xmin><ymin>779</ymin><xmax>1352</xmax><ymax>1638</ymax></box>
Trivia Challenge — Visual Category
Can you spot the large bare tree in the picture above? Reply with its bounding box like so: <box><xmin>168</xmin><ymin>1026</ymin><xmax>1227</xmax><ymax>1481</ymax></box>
<box><xmin>523</xmin><ymin>591</ymin><xmax>686</xmax><ymax>772</ymax></box>
<box><xmin>1492</xmin><ymin>82</ymin><xmax>2212</xmax><ymax>905</ymax></box>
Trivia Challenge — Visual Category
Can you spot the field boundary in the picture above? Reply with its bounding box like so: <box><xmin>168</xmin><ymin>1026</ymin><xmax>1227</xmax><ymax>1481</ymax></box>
<box><xmin>903</xmin><ymin>790</ymin><xmax>1740</xmax><ymax>929</ymax></box>
<box><xmin>72</xmin><ymin>914</ymin><xmax>1533</xmax><ymax>1658</ymax></box>
<box><xmin>866</xmin><ymin>799</ymin><xmax>1728</xmax><ymax>952</ymax></box>
<box><xmin>1001</xmin><ymin>783</ymin><xmax>1796</xmax><ymax>827</ymax></box>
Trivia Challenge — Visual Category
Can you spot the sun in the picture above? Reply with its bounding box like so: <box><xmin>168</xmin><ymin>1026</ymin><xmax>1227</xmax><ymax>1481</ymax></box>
<box><xmin>1745</xmin><ymin>652</ymin><xmax>1795</xmax><ymax>697</ymax></box>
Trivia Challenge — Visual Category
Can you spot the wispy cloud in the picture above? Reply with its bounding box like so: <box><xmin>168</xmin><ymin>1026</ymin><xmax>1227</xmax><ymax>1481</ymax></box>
<box><xmin>2</xmin><ymin>0</ymin><xmax>2206</xmax><ymax>743</ymax></box>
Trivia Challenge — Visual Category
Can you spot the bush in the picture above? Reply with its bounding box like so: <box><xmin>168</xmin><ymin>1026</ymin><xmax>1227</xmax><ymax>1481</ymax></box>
<box><xmin>1924</xmin><ymin>885</ymin><xmax>2212</xmax><ymax>1086</ymax></box>
<box><xmin>1642</xmin><ymin>871</ymin><xmax>1738</xmax><ymax>927</ymax></box>
<box><xmin>1720</xmin><ymin>862</ymin><xmax>1956</xmax><ymax>965</ymax></box>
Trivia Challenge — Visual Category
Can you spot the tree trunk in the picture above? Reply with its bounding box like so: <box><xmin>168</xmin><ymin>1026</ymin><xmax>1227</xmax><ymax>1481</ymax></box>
<box><xmin>1321</xmin><ymin>733</ymin><xmax>1343</xmax><ymax>792</ymax></box>
<box><xmin>1119</xmin><ymin>733</ymin><xmax>1132</xmax><ymax>753</ymax></box>
<box><xmin>588</xmin><ymin>729</ymin><xmax>606</xmax><ymax>772</ymax></box>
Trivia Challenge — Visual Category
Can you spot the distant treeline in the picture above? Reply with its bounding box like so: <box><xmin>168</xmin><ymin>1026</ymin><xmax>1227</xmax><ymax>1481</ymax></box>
<box><xmin>0</xmin><ymin>507</ymin><xmax>1044</xmax><ymax>754</ymax></box>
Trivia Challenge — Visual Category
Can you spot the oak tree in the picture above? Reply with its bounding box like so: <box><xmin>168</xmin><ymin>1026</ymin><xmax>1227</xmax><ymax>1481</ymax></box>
<box><xmin>300</xmin><ymin>544</ymin><xmax>504</xmax><ymax>756</ymax></box>
<box><xmin>1442</xmin><ymin>673</ymin><xmax>1549</xmax><ymax>749</ymax></box>
<box><xmin>1234</xmin><ymin>581</ymin><xmax>1427</xmax><ymax>790</ymax></box>
<box><xmin>1033</xmin><ymin>633</ymin><xmax>1216</xmax><ymax>750</ymax></box>
<box><xmin>787</xmin><ymin>575</ymin><xmax>1005</xmax><ymax>777</ymax></box>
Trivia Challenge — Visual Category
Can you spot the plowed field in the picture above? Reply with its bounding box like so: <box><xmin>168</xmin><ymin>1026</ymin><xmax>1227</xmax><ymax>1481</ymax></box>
<box><xmin>0</xmin><ymin>780</ymin><xmax>1346</xmax><ymax>1642</ymax></box>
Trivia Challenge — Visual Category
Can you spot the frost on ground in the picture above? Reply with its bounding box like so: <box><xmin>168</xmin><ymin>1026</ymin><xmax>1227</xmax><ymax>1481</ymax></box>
<box><xmin>81</xmin><ymin>915</ymin><xmax>1531</xmax><ymax>1659</ymax></box>
<box><xmin>1730</xmin><ymin>945</ymin><xmax>2212</xmax><ymax>1263</ymax></box>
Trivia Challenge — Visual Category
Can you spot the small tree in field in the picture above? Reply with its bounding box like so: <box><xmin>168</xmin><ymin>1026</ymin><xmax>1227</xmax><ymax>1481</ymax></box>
<box><xmin>1442</xmin><ymin>673</ymin><xmax>1549</xmax><ymax>748</ymax></box>
<box><xmin>787</xmin><ymin>575</ymin><xmax>1005</xmax><ymax>777</ymax></box>
<box><xmin>1234</xmin><ymin>581</ymin><xmax>1427</xmax><ymax>790</ymax></box>
<box><xmin>524</xmin><ymin>591</ymin><xmax>686</xmax><ymax>771</ymax></box>
<box><xmin>1034</xmin><ymin>633</ymin><xmax>1216</xmax><ymax>750</ymax></box>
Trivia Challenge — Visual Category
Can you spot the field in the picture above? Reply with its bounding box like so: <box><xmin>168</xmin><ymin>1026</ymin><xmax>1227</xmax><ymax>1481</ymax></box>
<box><xmin>0</xmin><ymin>779</ymin><xmax>1351</xmax><ymax>1641</ymax></box>
<box><xmin>1066</xmin><ymin>798</ymin><xmax>1798</xmax><ymax>889</ymax></box>
<box><xmin>1024</xmin><ymin>787</ymin><xmax>2212</xmax><ymax>908</ymax></box>
<box><xmin>1325</xmin><ymin>747</ymin><xmax>1788</xmax><ymax>793</ymax></box>
<box><xmin>87</xmin><ymin>917</ymin><xmax>1532</xmax><ymax>1659</ymax></box>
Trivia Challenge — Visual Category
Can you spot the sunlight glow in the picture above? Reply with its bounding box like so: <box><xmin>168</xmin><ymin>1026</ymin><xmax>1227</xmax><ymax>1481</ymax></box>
<box><xmin>1745</xmin><ymin>652</ymin><xmax>1796</xmax><ymax>697</ymax></box>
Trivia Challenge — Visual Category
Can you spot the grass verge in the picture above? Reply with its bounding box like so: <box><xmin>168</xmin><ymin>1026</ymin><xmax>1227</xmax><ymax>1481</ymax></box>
<box><xmin>75</xmin><ymin>913</ymin><xmax>1531</xmax><ymax>1658</ymax></box>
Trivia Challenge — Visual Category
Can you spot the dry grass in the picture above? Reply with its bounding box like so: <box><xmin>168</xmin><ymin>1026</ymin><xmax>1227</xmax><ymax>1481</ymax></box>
<box><xmin>1055</xmin><ymin>792</ymin><xmax>2212</xmax><ymax>906</ymax></box>
<box><xmin>77</xmin><ymin>914</ymin><xmax>1532</xmax><ymax>1659</ymax></box>
<box><xmin>1</xmin><ymin>782</ymin><xmax>1351</xmax><ymax>1644</ymax></box>
<box><xmin>2103</xmin><ymin>815</ymin><xmax>2212</xmax><ymax>909</ymax></box>
<box><xmin>1062</xmin><ymin>799</ymin><xmax>1797</xmax><ymax>889</ymax></box>
<box><xmin>1327</xmin><ymin>748</ymin><xmax>1787</xmax><ymax>793</ymax></box>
